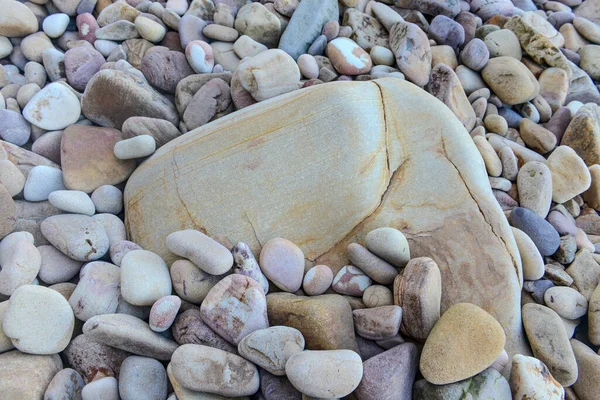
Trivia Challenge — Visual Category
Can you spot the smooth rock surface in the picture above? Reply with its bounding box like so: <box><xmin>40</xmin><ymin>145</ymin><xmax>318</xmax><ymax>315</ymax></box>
<box><xmin>124</xmin><ymin>78</ymin><xmax>526</xmax><ymax>356</ymax></box>
<box><xmin>0</xmin><ymin>351</ymin><xmax>62</xmax><ymax>399</ymax></box>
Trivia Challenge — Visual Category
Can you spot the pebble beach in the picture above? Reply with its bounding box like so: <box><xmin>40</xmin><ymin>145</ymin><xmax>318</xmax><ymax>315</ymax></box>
<box><xmin>1</xmin><ymin>0</ymin><xmax>600</xmax><ymax>399</ymax></box>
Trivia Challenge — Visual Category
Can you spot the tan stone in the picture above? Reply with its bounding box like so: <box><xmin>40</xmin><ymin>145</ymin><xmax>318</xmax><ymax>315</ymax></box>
<box><xmin>504</xmin><ymin>16</ymin><xmax>571</xmax><ymax>78</ymax></box>
<box><xmin>481</xmin><ymin>56</ymin><xmax>539</xmax><ymax>105</ymax></box>
<box><xmin>562</xmin><ymin>104</ymin><xmax>600</xmax><ymax>166</ymax></box>
<box><xmin>547</xmin><ymin>146</ymin><xmax>591</xmax><ymax>204</ymax></box>
<box><xmin>0</xmin><ymin>351</ymin><xmax>62</xmax><ymax>399</ymax></box>
<box><xmin>266</xmin><ymin>293</ymin><xmax>358</xmax><ymax>352</ymax></box>
<box><xmin>571</xmin><ymin>339</ymin><xmax>600</xmax><ymax>399</ymax></box>
<box><xmin>124</xmin><ymin>78</ymin><xmax>526</xmax><ymax>356</ymax></box>
<box><xmin>0</xmin><ymin>184</ymin><xmax>16</xmax><ymax>240</ymax></box>
<box><xmin>420</xmin><ymin>303</ymin><xmax>506</xmax><ymax>385</ymax></box>
<box><xmin>586</xmin><ymin>165</ymin><xmax>600</xmax><ymax>211</ymax></box>
<box><xmin>61</xmin><ymin>125</ymin><xmax>136</xmax><ymax>192</ymax></box>
<box><xmin>0</xmin><ymin>0</ymin><xmax>38</xmax><ymax>37</ymax></box>
<box><xmin>0</xmin><ymin>140</ymin><xmax>59</xmax><ymax>179</ymax></box>
<box><xmin>393</xmin><ymin>257</ymin><xmax>441</xmax><ymax>341</ymax></box>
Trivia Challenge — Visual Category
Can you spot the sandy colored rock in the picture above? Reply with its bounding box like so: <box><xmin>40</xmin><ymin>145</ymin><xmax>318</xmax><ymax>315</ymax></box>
<box><xmin>590</xmin><ymin>283</ymin><xmax>600</xmax><ymax>345</ymax></box>
<box><xmin>420</xmin><ymin>303</ymin><xmax>506</xmax><ymax>385</ymax></box>
<box><xmin>61</xmin><ymin>125</ymin><xmax>136</xmax><ymax>192</ymax></box>
<box><xmin>562</xmin><ymin>103</ymin><xmax>600</xmax><ymax>167</ymax></box>
<box><xmin>571</xmin><ymin>339</ymin><xmax>600</xmax><ymax>399</ymax></box>
<box><xmin>0</xmin><ymin>351</ymin><xmax>62</xmax><ymax>399</ymax></box>
<box><xmin>0</xmin><ymin>184</ymin><xmax>16</xmax><ymax>240</ymax></box>
<box><xmin>509</xmin><ymin>354</ymin><xmax>564</xmax><ymax>400</ymax></box>
<box><xmin>548</xmin><ymin>146</ymin><xmax>591</xmax><ymax>204</ymax></box>
<box><xmin>482</xmin><ymin>56</ymin><xmax>539</xmax><ymax>105</ymax></box>
<box><xmin>522</xmin><ymin>303</ymin><xmax>578</xmax><ymax>386</ymax></box>
<box><xmin>394</xmin><ymin>257</ymin><xmax>442</xmax><ymax>341</ymax></box>
<box><xmin>124</xmin><ymin>78</ymin><xmax>526</xmax><ymax>357</ymax></box>
<box><xmin>266</xmin><ymin>293</ymin><xmax>358</xmax><ymax>352</ymax></box>
<box><xmin>0</xmin><ymin>0</ymin><xmax>38</xmax><ymax>37</ymax></box>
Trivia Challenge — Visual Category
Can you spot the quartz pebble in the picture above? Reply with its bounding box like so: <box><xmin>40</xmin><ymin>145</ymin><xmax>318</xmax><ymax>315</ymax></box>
<box><xmin>23</xmin><ymin>165</ymin><xmax>66</xmax><ymax>202</ymax></box>
<box><xmin>48</xmin><ymin>190</ymin><xmax>96</xmax><ymax>216</ymax></box>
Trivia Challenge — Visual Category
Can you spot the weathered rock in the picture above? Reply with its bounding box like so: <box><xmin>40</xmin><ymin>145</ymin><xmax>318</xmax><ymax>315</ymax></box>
<box><xmin>63</xmin><ymin>334</ymin><xmax>131</xmax><ymax>382</ymax></box>
<box><xmin>482</xmin><ymin>56</ymin><xmax>539</xmax><ymax>105</ymax></box>
<box><xmin>171</xmin><ymin>308</ymin><xmax>237</xmax><ymax>353</ymax></box>
<box><xmin>141</xmin><ymin>50</ymin><xmax>194</xmax><ymax>94</ymax></box>
<box><xmin>234</xmin><ymin>2</ymin><xmax>280</xmax><ymax>48</ymax></box>
<box><xmin>565</xmin><ymin>249</ymin><xmax>600</xmax><ymax>301</ymax></box>
<box><xmin>389</xmin><ymin>21</ymin><xmax>431</xmax><ymax>86</ymax></box>
<box><xmin>22</xmin><ymin>82</ymin><xmax>81</xmax><ymax>131</ymax></box>
<box><xmin>342</xmin><ymin>9</ymin><xmax>388</xmax><ymax>51</ymax></box>
<box><xmin>44</xmin><ymin>368</ymin><xmax>85</xmax><ymax>400</ymax></box>
<box><xmin>121</xmin><ymin>117</ymin><xmax>181</xmax><ymax>148</ymax></box>
<box><xmin>353</xmin><ymin>305</ymin><xmax>402</xmax><ymax>341</ymax></box>
<box><xmin>124</xmin><ymin>78</ymin><xmax>526</xmax><ymax>357</ymax></box>
<box><xmin>266</xmin><ymin>293</ymin><xmax>358</xmax><ymax>352</ymax></box>
<box><xmin>0</xmin><ymin>351</ymin><xmax>62</xmax><ymax>399</ymax></box>
<box><xmin>68</xmin><ymin>261</ymin><xmax>120</xmax><ymax>321</ymax></box>
<box><xmin>82</xmin><ymin>69</ymin><xmax>179</xmax><ymax>129</ymax></box>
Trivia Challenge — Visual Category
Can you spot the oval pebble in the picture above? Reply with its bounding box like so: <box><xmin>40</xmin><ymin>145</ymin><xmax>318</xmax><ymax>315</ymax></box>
<box><xmin>114</xmin><ymin>135</ymin><xmax>156</xmax><ymax>160</ymax></box>
<box><xmin>149</xmin><ymin>295</ymin><xmax>181</xmax><ymax>332</ymax></box>
<box><xmin>166</xmin><ymin>229</ymin><xmax>233</xmax><ymax>275</ymax></box>
<box><xmin>120</xmin><ymin>250</ymin><xmax>172</xmax><ymax>306</ymax></box>
<box><xmin>48</xmin><ymin>190</ymin><xmax>96</xmax><ymax>216</ymax></box>
<box><xmin>259</xmin><ymin>238</ymin><xmax>304</xmax><ymax>293</ymax></box>
<box><xmin>332</xmin><ymin>265</ymin><xmax>372</xmax><ymax>296</ymax></box>
<box><xmin>302</xmin><ymin>264</ymin><xmax>333</xmax><ymax>296</ymax></box>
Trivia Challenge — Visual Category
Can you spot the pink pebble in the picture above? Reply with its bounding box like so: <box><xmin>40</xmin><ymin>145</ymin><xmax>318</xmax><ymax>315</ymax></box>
<box><xmin>149</xmin><ymin>295</ymin><xmax>182</xmax><ymax>332</ymax></box>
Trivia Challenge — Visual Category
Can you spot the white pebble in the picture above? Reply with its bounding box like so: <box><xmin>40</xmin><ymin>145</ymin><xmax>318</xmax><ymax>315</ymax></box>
<box><xmin>0</xmin><ymin>36</ymin><xmax>13</xmax><ymax>59</ymax></box>
<box><xmin>23</xmin><ymin>165</ymin><xmax>66</xmax><ymax>202</ymax></box>
<box><xmin>94</xmin><ymin>40</ymin><xmax>119</xmax><ymax>58</ymax></box>
<box><xmin>114</xmin><ymin>135</ymin><xmax>156</xmax><ymax>160</ymax></box>
<box><xmin>42</xmin><ymin>14</ymin><xmax>70</xmax><ymax>39</ymax></box>
<box><xmin>567</xmin><ymin>101</ymin><xmax>584</xmax><ymax>116</ymax></box>
<box><xmin>185</xmin><ymin>40</ymin><xmax>214</xmax><ymax>74</ymax></box>
<box><xmin>91</xmin><ymin>185</ymin><xmax>123</xmax><ymax>215</ymax></box>
<box><xmin>48</xmin><ymin>190</ymin><xmax>96</xmax><ymax>216</ymax></box>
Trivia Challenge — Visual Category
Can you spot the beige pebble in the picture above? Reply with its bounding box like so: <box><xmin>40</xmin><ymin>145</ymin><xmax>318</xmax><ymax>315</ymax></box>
<box><xmin>364</xmin><ymin>227</ymin><xmax>410</xmax><ymax>268</ymax></box>
<box><xmin>519</xmin><ymin>119</ymin><xmax>557</xmax><ymax>154</ymax></box>
<box><xmin>484</xmin><ymin>114</ymin><xmax>508</xmax><ymax>135</ymax></box>
<box><xmin>166</xmin><ymin>229</ymin><xmax>233</xmax><ymax>275</ymax></box>
<box><xmin>362</xmin><ymin>285</ymin><xmax>393</xmax><ymax>308</ymax></box>
<box><xmin>512</xmin><ymin>227</ymin><xmax>544</xmax><ymax>281</ymax></box>
<box><xmin>0</xmin><ymin>240</ymin><xmax>41</xmax><ymax>296</ymax></box>
<box><xmin>547</xmin><ymin>146</ymin><xmax>591</xmax><ymax>204</ymax></box>
<box><xmin>517</xmin><ymin>161</ymin><xmax>553</xmax><ymax>218</ymax></box>
<box><xmin>302</xmin><ymin>264</ymin><xmax>333</xmax><ymax>296</ymax></box>
<box><xmin>473</xmin><ymin>135</ymin><xmax>502</xmax><ymax>177</ymax></box>
<box><xmin>121</xmin><ymin>250</ymin><xmax>172</xmax><ymax>306</ymax></box>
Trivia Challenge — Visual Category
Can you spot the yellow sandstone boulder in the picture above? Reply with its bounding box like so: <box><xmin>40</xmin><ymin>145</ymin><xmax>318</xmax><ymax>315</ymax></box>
<box><xmin>124</xmin><ymin>78</ymin><xmax>526</xmax><ymax>356</ymax></box>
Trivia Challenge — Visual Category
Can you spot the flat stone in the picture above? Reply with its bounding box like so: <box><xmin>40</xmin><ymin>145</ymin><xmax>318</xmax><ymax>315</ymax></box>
<box><xmin>354</xmin><ymin>342</ymin><xmax>418</xmax><ymax>399</ymax></box>
<box><xmin>171</xmin><ymin>344</ymin><xmax>259</xmax><ymax>396</ymax></box>
<box><xmin>562</xmin><ymin>103</ymin><xmax>600</xmax><ymax>167</ymax></box>
<box><xmin>201</xmin><ymin>274</ymin><xmax>268</xmax><ymax>345</ymax></box>
<box><xmin>41</xmin><ymin>214</ymin><xmax>110</xmax><ymax>262</ymax></box>
<box><xmin>23</xmin><ymin>165</ymin><xmax>65</xmax><ymax>202</ymax></box>
<box><xmin>522</xmin><ymin>303</ymin><xmax>578</xmax><ymax>386</ymax></box>
<box><xmin>61</xmin><ymin>125</ymin><xmax>136</xmax><ymax>192</ymax></box>
<box><xmin>420</xmin><ymin>303</ymin><xmax>506</xmax><ymax>385</ymax></box>
<box><xmin>123</xmin><ymin>78</ymin><xmax>527</xmax><ymax>358</ymax></box>
<box><xmin>82</xmin><ymin>69</ymin><xmax>179</xmax><ymax>129</ymax></box>
<box><xmin>48</xmin><ymin>190</ymin><xmax>95</xmax><ymax>215</ymax></box>
<box><xmin>3</xmin><ymin>285</ymin><xmax>74</xmax><ymax>354</ymax></box>
<box><xmin>565</xmin><ymin>249</ymin><xmax>600</xmax><ymax>300</ymax></box>
<box><xmin>347</xmin><ymin>242</ymin><xmax>398</xmax><ymax>284</ymax></box>
<box><xmin>548</xmin><ymin>146</ymin><xmax>591</xmax><ymax>203</ymax></box>
<box><xmin>182</xmin><ymin>78</ymin><xmax>232</xmax><ymax>130</ymax></box>
<box><xmin>83</xmin><ymin>313</ymin><xmax>179</xmax><ymax>360</ymax></box>
<box><xmin>23</xmin><ymin>82</ymin><xmax>80</xmax><ymax>130</ymax></box>
<box><xmin>0</xmin><ymin>351</ymin><xmax>62</xmax><ymax>399</ymax></box>
<box><xmin>393</xmin><ymin>257</ymin><xmax>442</xmax><ymax>341</ymax></box>
<box><xmin>238</xmin><ymin>326</ymin><xmax>304</xmax><ymax>375</ymax></box>
<box><xmin>278</xmin><ymin>0</ymin><xmax>338</xmax><ymax>60</ymax></box>
<box><xmin>64</xmin><ymin>46</ymin><xmax>105</xmax><ymax>91</ymax></box>
<box><xmin>266</xmin><ymin>293</ymin><xmax>358</xmax><ymax>352</ymax></box>
<box><xmin>509</xmin><ymin>354</ymin><xmax>564</xmax><ymax>400</ymax></box>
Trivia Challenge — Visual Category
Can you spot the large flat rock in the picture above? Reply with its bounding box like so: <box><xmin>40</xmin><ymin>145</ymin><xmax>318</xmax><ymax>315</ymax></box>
<box><xmin>124</xmin><ymin>78</ymin><xmax>527</xmax><ymax>357</ymax></box>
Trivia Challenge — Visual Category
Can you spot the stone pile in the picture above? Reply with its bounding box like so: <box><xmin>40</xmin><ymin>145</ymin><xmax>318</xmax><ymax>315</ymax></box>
<box><xmin>1</xmin><ymin>0</ymin><xmax>600</xmax><ymax>399</ymax></box>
